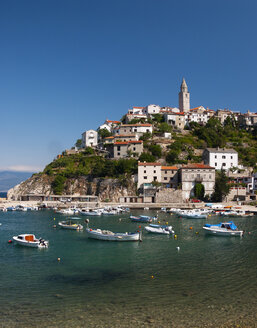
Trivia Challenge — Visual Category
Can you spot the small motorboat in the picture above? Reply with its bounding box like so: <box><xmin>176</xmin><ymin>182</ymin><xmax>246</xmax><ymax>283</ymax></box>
<box><xmin>13</xmin><ymin>234</ymin><xmax>49</xmax><ymax>248</ymax></box>
<box><xmin>203</xmin><ymin>221</ymin><xmax>244</xmax><ymax>237</ymax></box>
<box><xmin>145</xmin><ymin>224</ymin><xmax>174</xmax><ymax>235</ymax></box>
<box><xmin>130</xmin><ymin>215</ymin><xmax>156</xmax><ymax>223</ymax></box>
<box><xmin>58</xmin><ymin>217</ymin><xmax>83</xmax><ymax>230</ymax></box>
<box><xmin>79</xmin><ymin>208</ymin><xmax>102</xmax><ymax>216</ymax></box>
<box><xmin>85</xmin><ymin>228</ymin><xmax>141</xmax><ymax>241</ymax></box>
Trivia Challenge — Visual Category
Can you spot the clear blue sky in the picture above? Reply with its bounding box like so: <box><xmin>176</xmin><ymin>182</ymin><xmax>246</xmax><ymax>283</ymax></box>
<box><xmin>0</xmin><ymin>0</ymin><xmax>256</xmax><ymax>172</ymax></box>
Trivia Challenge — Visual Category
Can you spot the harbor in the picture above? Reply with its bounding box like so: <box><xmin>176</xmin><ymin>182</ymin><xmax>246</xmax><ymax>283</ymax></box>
<box><xmin>0</xmin><ymin>208</ymin><xmax>257</xmax><ymax>327</ymax></box>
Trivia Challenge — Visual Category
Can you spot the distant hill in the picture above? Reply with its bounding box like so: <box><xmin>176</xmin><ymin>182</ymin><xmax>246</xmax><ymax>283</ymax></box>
<box><xmin>0</xmin><ymin>171</ymin><xmax>35</xmax><ymax>192</ymax></box>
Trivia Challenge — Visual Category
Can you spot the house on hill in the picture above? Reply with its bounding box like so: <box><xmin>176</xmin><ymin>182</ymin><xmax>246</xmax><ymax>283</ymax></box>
<box><xmin>202</xmin><ymin>148</ymin><xmax>238</xmax><ymax>171</ymax></box>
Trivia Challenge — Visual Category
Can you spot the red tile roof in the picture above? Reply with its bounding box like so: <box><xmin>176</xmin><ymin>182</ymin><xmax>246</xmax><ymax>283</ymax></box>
<box><xmin>161</xmin><ymin>166</ymin><xmax>178</xmax><ymax>170</ymax></box>
<box><xmin>114</xmin><ymin>141</ymin><xmax>143</xmax><ymax>145</ymax></box>
<box><xmin>106</xmin><ymin>120</ymin><xmax>120</xmax><ymax>124</ymax></box>
<box><xmin>120</xmin><ymin>124</ymin><xmax>152</xmax><ymax>127</ymax></box>
<box><xmin>104</xmin><ymin>136</ymin><xmax>114</xmax><ymax>139</ymax></box>
<box><xmin>138</xmin><ymin>162</ymin><xmax>161</xmax><ymax>166</ymax></box>
<box><xmin>181</xmin><ymin>163</ymin><xmax>214</xmax><ymax>169</ymax></box>
<box><xmin>133</xmin><ymin>106</ymin><xmax>145</xmax><ymax>109</ymax></box>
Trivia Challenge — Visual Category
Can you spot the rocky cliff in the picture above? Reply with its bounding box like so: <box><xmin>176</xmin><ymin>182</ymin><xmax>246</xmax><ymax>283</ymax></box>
<box><xmin>7</xmin><ymin>173</ymin><xmax>137</xmax><ymax>202</ymax></box>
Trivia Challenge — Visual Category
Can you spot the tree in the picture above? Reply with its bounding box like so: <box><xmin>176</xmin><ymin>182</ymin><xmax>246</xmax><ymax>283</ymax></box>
<box><xmin>148</xmin><ymin>144</ymin><xmax>162</xmax><ymax>159</ymax></box>
<box><xmin>212</xmin><ymin>169</ymin><xmax>230</xmax><ymax>202</ymax></box>
<box><xmin>166</xmin><ymin>150</ymin><xmax>178</xmax><ymax>164</ymax></box>
<box><xmin>158</xmin><ymin>122</ymin><xmax>172</xmax><ymax>134</ymax></box>
<box><xmin>75</xmin><ymin>139</ymin><xmax>82</xmax><ymax>148</ymax></box>
<box><xmin>98</xmin><ymin>128</ymin><xmax>112</xmax><ymax>140</ymax></box>
<box><xmin>138</xmin><ymin>152</ymin><xmax>156</xmax><ymax>162</ymax></box>
<box><xmin>194</xmin><ymin>183</ymin><xmax>205</xmax><ymax>200</ymax></box>
<box><xmin>51</xmin><ymin>175</ymin><xmax>66</xmax><ymax>195</ymax></box>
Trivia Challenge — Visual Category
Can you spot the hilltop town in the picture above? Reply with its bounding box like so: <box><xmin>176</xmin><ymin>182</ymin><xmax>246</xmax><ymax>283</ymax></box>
<box><xmin>7</xmin><ymin>79</ymin><xmax>257</xmax><ymax>205</ymax></box>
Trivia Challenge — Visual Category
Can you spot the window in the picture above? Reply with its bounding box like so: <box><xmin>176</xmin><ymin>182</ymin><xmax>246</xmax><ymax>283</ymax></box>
<box><xmin>144</xmin><ymin>176</ymin><xmax>147</xmax><ymax>180</ymax></box>
<box><xmin>215</xmin><ymin>163</ymin><xmax>217</xmax><ymax>166</ymax></box>
<box><xmin>165</xmin><ymin>171</ymin><xmax>167</xmax><ymax>174</ymax></box>
<box><xmin>191</xmin><ymin>174</ymin><xmax>194</xmax><ymax>178</ymax></box>
<box><xmin>222</xmin><ymin>155</ymin><xmax>226</xmax><ymax>159</ymax></box>
<box><xmin>164</xmin><ymin>177</ymin><xmax>167</xmax><ymax>181</ymax></box>
<box><xmin>209</xmin><ymin>175</ymin><xmax>212</xmax><ymax>179</ymax></box>
<box><xmin>215</xmin><ymin>155</ymin><xmax>217</xmax><ymax>159</ymax></box>
<box><xmin>144</xmin><ymin>170</ymin><xmax>146</xmax><ymax>173</ymax></box>
<box><xmin>133</xmin><ymin>147</ymin><xmax>136</xmax><ymax>151</ymax></box>
<box><xmin>231</xmin><ymin>156</ymin><xmax>233</xmax><ymax>159</ymax></box>
<box><xmin>117</xmin><ymin>146</ymin><xmax>120</xmax><ymax>151</ymax></box>
<box><xmin>154</xmin><ymin>176</ymin><xmax>157</xmax><ymax>181</ymax></box>
<box><xmin>222</xmin><ymin>163</ymin><xmax>226</xmax><ymax>166</ymax></box>
<box><xmin>117</xmin><ymin>152</ymin><xmax>120</xmax><ymax>156</ymax></box>
<box><xmin>154</xmin><ymin>170</ymin><xmax>156</xmax><ymax>173</ymax></box>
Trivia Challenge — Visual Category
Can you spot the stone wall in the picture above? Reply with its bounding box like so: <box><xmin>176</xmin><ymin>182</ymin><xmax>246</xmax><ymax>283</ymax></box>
<box><xmin>155</xmin><ymin>188</ymin><xmax>183</xmax><ymax>203</ymax></box>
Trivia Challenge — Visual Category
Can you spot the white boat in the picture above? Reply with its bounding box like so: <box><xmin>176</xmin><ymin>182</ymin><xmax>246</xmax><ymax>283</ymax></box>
<box><xmin>203</xmin><ymin>221</ymin><xmax>244</xmax><ymax>237</ymax></box>
<box><xmin>86</xmin><ymin>228</ymin><xmax>141</xmax><ymax>241</ymax></box>
<box><xmin>56</xmin><ymin>208</ymin><xmax>78</xmax><ymax>215</ymax></box>
<box><xmin>13</xmin><ymin>234</ymin><xmax>49</xmax><ymax>248</ymax></box>
<box><xmin>58</xmin><ymin>217</ymin><xmax>83</xmax><ymax>230</ymax></box>
<box><xmin>15</xmin><ymin>205</ymin><xmax>28</xmax><ymax>212</ymax></box>
<box><xmin>145</xmin><ymin>224</ymin><xmax>174</xmax><ymax>235</ymax></box>
<box><xmin>79</xmin><ymin>208</ymin><xmax>102</xmax><ymax>216</ymax></box>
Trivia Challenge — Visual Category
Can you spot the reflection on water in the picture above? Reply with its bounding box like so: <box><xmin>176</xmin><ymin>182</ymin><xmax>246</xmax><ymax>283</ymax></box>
<box><xmin>0</xmin><ymin>210</ymin><xmax>256</xmax><ymax>327</ymax></box>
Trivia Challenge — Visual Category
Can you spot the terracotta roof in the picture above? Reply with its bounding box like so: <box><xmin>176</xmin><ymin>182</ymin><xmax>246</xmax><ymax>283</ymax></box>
<box><xmin>106</xmin><ymin>120</ymin><xmax>120</xmax><ymax>124</ymax></box>
<box><xmin>138</xmin><ymin>162</ymin><xmax>161</xmax><ymax>166</ymax></box>
<box><xmin>133</xmin><ymin>106</ymin><xmax>145</xmax><ymax>109</ymax></box>
<box><xmin>120</xmin><ymin>124</ymin><xmax>152</xmax><ymax>127</ymax></box>
<box><xmin>104</xmin><ymin>136</ymin><xmax>114</xmax><ymax>139</ymax></box>
<box><xmin>161</xmin><ymin>166</ymin><xmax>178</xmax><ymax>170</ymax></box>
<box><xmin>114</xmin><ymin>141</ymin><xmax>142</xmax><ymax>145</ymax></box>
<box><xmin>181</xmin><ymin>163</ymin><xmax>214</xmax><ymax>169</ymax></box>
<box><xmin>166</xmin><ymin>112</ymin><xmax>184</xmax><ymax>116</ymax></box>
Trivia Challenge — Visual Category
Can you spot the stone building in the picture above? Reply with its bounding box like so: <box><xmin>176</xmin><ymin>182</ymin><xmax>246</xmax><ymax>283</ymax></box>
<box><xmin>179</xmin><ymin>163</ymin><xmax>215</xmax><ymax>200</ymax></box>
<box><xmin>106</xmin><ymin>140</ymin><xmax>143</xmax><ymax>159</ymax></box>
<box><xmin>161</xmin><ymin>166</ymin><xmax>178</xmax><ymax>188</ymax></box>
<box><xmin>113</xmin><ymin>124</ymin><xmax>153</xmax><ymax>137</ymax></box>
<box><xmin>164</xmin><ymin>112</ymin><xmax>185</xmax><ymax>130</ymax></box>
<box><xmin>179</xmin><ymin>78</ymin><xmax>190</xmax><ymax>113</ymax></box>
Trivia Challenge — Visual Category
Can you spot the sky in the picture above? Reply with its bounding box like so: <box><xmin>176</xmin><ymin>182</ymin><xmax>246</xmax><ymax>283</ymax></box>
<box><xmin>0</xmin><ymin>0</ymin><xmax>256</xmax><ymax>172</ymax></box>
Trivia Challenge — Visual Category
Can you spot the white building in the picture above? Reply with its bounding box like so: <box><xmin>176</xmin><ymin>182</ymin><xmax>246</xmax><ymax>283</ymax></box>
<box><xmin>164</xmin><ymin>112</ymin><xmax>185</xmax><ymax>130</ymax></box>
<box><xmin>143</xmin><ymin>104</ymin><xmax>161</xmax><ymax>115</ymax></box>
<box><xmin>137</xmin><ymin>162</ymin><xmax>162</xmax><ymax>189</ymax></box>
<box><xmin>202</xmin><ymin>148</ymin><xmax>238</xmax><ymax>171</ymax></box>
<box><xmin>82</xmin><ymin>130</ymin><xmax>98</xmax><ymax>148</ymax></box>
<box><xmin>184</xmin><ymin>106</ymin><xmax>215</xmax><ymax>126</ymax></box>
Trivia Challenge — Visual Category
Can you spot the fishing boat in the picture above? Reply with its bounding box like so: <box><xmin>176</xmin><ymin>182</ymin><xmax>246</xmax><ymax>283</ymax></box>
<box><xmin>13</xmin><ymin>234</ymin><xmax>49</xmax><ymax>248</ymax></box>
<box><xmin>145</xmin><ymin>224</ymin><xmax>174</xmax><ymax>235</ymax></box>
<box><xmin>58</xmin><ymin>217</ymin><xmax>83</xmax><ymax>230</ymax></box>
<box><xmin>79</xmin><ymin>208</ymin><xmax>102</xmax><ymax>216</ymax></box>
<box><xmin>203</xmin><ymin>221</ymin><xmax>244</xmax><ymax>237</ymax></box>
<box><xmin>85</xmin><ymin>228</ymin><xmax>141</xmax><ymax>241</ymax></box>
<box><xmin>130</xmin><ymin>215</ymin><xmax>156</xmax><ymax>223</ymax></box>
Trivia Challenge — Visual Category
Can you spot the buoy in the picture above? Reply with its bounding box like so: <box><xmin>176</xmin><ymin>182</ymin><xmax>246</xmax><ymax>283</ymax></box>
<box><xmin>166</xmin><ymin>222</ymin><xmax>168</xmax><ymax>225</ymax></box>
<box><xmin>195</xmin><ymin>231</ymin><xmax>199</xmax><ymax>234</ymax></box>
<box><xmin>53</xmin><ymin>218</ymin><xmax>55</xmax><ymax>221</ymax></box>
<box><xmin>53</xmin><ymin>225</ymin><xmax>56</xmax><ymax>228</ymax></box>
<box><xmin>151</xmin><ymin>275</ymin><xmax>154</xmax><ymax>279</ymax></box>
<box><xmin>176</xmin><ymin>246</ymin><xmax>180</xmax><ymax>251</ymax></box>
<box><xmin>139</xmin><ymin>225</ymin><xmax>141</xmax><ymax>229</ymax></box>
<box><xmin>189</xmin><ymin>227</ymin><xmax>193</xmax><ymax>230</ymax></box>
<box><xmin>8</xmin><ymin>240</ymin><xmax>12</xmax><ymax>243</ymax></box>
<box><xmin>57</xmin><ymin>258</ymin><xmax>61</xmax><ymax>261</ymax></box>
<box><xmin>158</xmin><ymin>221</ymin><xmax>160</xmax><ymax>224</ymax></box>
<box><xmin>174</xmin><ymin>235</ymin><xmax>177</xmax><ymax>239</ymax></box>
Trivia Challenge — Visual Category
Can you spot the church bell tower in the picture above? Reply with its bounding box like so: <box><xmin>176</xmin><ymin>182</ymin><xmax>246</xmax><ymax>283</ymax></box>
<box><xmin>179</xmin><ymin>78</ymin><xmax>190</xmax><ymax>112</ymax></box>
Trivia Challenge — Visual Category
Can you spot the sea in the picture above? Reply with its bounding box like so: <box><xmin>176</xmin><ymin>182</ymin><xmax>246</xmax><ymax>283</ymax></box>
<box><xmin>0</xmin><ymin>209</ymin><xmax>256</xmax><ymax>328</ymax></box>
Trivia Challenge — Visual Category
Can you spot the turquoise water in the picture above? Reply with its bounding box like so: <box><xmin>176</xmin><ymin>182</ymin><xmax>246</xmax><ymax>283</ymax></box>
<box><xmin>0</xmin><ymin>210</ymin><xmax>257</xmax><ymax>327</ymax></box>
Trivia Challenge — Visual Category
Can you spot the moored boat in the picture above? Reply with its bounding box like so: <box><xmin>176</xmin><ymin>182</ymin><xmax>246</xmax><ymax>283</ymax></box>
<box><xmin>13</xmin><ymin>234</ymin><xmax>49</xmax><ymax>248</ymax></box>
<box><xmin>85</xmin><ymin>228</ymin><xmax>141</xmax><ymax>241</ymax></box>
<box><xmin>145</xmin><ymin>224</ymin><xmax>174</xmax><ymax>235</ymax></box>
<box><xmin>58</xmin><ymin>217</ymin><xmax>83</xmax><ymax>230</ymax></box>
<box><xmin>130</xmin><ymin>215</ymin><xmax>156</xmax><ymax>223</ymax></box>
<box><xmin>203</xmin><ymin>221</ymin><xmax>244</xmax><ymax>237</ymax></box>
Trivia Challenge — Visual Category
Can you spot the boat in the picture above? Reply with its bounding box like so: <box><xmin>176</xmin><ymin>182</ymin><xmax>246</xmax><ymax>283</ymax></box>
<box><xmin>85</xmin><ymin>228</ymin><xmax>141</xmax><ymax>241</ymax></box>
<box><xmin>13</xmin><ymin>234</ymin><xmax>49</xmax><ymax>248</ymax></box>
<box><xmin>79</xmin><ymin>208</ymin><xmax>102</xmax><ymax>216</ymax></box>
<box><xmin>203</xmin><ymin>221</ymin><xmax>244</xmax><ymax>237</ymax></box>
<box><xmin>56</xmin><ymin>208</ymin><xmax>78</xmax><ymax>215</ymax></box>
<box><xmin>145</xmin><ymin>224</ymin><xmax>174</xmax><ymax>235</ymax></box>
<box><xmin>175</xmin><ymin>209</ymin><xmax>209</xmax><ymax>219</ymax></box>
<box><xmin>130</xmin><ymin>215</ymin><xmax>156</xmax><ymax>223</ymax></box>
<box><xmin>58</xmin><ymin>217</ymin><xmax>83</xmax><ymax>230</ymax></box>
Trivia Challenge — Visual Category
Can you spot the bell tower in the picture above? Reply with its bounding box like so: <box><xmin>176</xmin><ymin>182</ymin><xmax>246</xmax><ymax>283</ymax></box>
<box><xmin>179</xmin><ymin>78</ymin><xmax>190</xmax><ymax>112</ymax></box>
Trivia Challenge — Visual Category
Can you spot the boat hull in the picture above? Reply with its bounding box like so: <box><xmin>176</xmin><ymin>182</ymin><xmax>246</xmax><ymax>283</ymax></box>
<box><xmin>203</xmin><ymin>227</ymin><xmax>243</xmax><ymax>237</ymax></box>
<box><xmin>145</xmin><ymin>226</ymin><xmax>172</xmax><ymax>235</ymax></box>
<box><xmin>58</xmin><ymin>222</ymin><xmax>83</xmax><ymax>230</ymax></box>
<box><xmin>86</xmin><ymin>228</ymin><xmax>140</xmax><ymax>241</ymax></box>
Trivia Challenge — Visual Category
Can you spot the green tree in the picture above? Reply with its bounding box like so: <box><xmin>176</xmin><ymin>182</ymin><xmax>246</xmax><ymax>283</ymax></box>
<box><xmin>158</xmin><ymin>122</ymin><xmax>172</xmax><ymax>133</ymax></box>
<box><xmin>51</xmin><ymin>175</ymin><xmax>66</xmax><ymax>195</ymax></box>
<box><xmin>194</xmin><ymin>183</ymin><xmax>205</xmax><ymax>200</ymax></box>
<box><xmin>212</xmin><ymin>169</ymin><xmax>230</xmax><ymax>202</ymax></box>
<box><xmin>148</xmin><ymin>144</ymin><xmax>162</xmax><ymax>158</ymax></box>
<box><xmin>98</xmin><ymin>128</ymin><xmax>112</xmax><ymax>140</ymax></box>
<box><xmin>75</xmin><ymin>138</ymin><xmax>82</xmax><ymax>148</ymax></box>
<box><xmin>138</xmin><ymin>152</ymin><xmax>156</xmax><ymax>162</ymax></box>
<box><xmin>166</xmin><ymin>150</ymin><xmax>179</xmax><ymax>164</ymax></box>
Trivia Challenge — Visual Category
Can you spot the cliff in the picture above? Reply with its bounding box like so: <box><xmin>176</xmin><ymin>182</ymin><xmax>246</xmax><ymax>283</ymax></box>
<box><xmin>7</xmin><ymin>173</ymin><xmax>137</xmax><ymax>202</ymax></box>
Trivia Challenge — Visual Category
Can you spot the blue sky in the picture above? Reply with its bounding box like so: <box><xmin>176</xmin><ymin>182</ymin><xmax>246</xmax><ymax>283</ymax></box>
<box><xmin>0</xmin><ymin>0</ymin><xmax>256</xmax><ymax>172</ymax></box>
